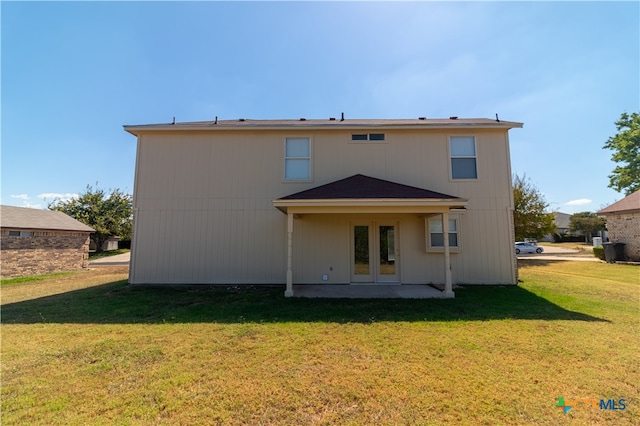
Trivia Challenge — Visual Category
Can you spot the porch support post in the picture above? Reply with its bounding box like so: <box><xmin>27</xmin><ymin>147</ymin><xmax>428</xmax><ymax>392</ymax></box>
<box><xmin>285</xmin><ymin>212</ymin><xmax>294</xmax><ymax>297</ymax></box>
<box><xmin>442</xmin><ymin>211</ymin><xmax>454</xmax><ymax>298</ymax></box>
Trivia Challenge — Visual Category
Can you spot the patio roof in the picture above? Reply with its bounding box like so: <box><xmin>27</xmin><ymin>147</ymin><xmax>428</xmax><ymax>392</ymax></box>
<box><xmin>273</xmin><ymin>174</ymin><xmax>467</xmax><ymax>214</ymax></box>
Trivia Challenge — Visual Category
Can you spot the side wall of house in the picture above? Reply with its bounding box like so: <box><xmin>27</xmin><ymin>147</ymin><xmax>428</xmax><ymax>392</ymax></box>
<box><xmin>130</xmin><ymin>128</ymin><xmax>516</xmax><ymax>284</ymax></box>
<box><xmin>0</xmin><ymin>230</ymin><xmax>91</xmax><ymax>278</ymax></box>
<box><xmin>605</xmin><ymin>212</ymin><xmax>640</xmax><ymax>261</ymax></box>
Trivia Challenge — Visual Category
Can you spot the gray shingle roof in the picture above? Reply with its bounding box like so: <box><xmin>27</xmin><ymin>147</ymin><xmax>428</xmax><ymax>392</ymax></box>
<box><xmin>597</xmin><ymin>191</ymin><xmax>640</xmax><ymax>215</ymax></box>
<box><xmin>1</xmin><ymin>205</ymin><xmax>94</xmax><ymax>232</ymax></box>
<box><xmin>277</xmin><ymin>174</ymin><xmax>463</xmax><ymax>201</ymax></box>
<box><xmin>124</xmin><ymin>117</ymin><xmax>523</xmax><ymax>135</ymax></box>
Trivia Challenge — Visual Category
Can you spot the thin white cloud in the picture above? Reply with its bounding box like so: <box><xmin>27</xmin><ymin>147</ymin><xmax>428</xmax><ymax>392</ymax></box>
<box><xmin>565</xmin><ymin>198</ymin><xmax>592</xmax><ymax>206</ymax></box>
<box><xmin>10</xmin><ymin>194</ymin><xmax>30</xmax><ymax>200</ymax></box>
<box><xmin>23</xmin><ymin>201</ymin><xmax>44</xmax><ymax>209</ymax></box>
<box><xmin>38</xmin><ymin>193</ymin><xmax>78</xmax><ymax>203</ymax></box>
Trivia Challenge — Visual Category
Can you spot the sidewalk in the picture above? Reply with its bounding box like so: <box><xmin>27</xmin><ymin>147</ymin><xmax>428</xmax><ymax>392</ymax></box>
<box><xmin>89</xmin><ymin>252</ymin><xmax>131</xmax><ymax>266</ymax></box>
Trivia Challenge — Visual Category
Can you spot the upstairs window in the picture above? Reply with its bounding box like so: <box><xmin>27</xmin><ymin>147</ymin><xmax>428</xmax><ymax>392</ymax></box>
<box><xmin>450</xmin><ymin>136</ymin><xmax>477</xmax><ymax>179</ymax></box>
<box><xmin>284</xmin><ymin>137</ymin><xmax>311</xmax><ymax>181</ymax></box>
<box><xmin>351</xmin><ymin>133</ymin><xmax>385</xmax><ymax>142</ymax></box>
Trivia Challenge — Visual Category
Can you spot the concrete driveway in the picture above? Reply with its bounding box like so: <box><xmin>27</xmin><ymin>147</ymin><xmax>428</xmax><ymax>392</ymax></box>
<box><xmin>516</xmin><ymin>245</ymin><xmax>601</xmax><ymax>262</ymax></box>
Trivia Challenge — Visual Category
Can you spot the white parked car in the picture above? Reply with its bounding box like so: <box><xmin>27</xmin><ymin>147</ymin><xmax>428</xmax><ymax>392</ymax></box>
<box><xmin>515</xmin><ymin>242</ymin><xmax>544</xmax><ymax>254</ymax></box>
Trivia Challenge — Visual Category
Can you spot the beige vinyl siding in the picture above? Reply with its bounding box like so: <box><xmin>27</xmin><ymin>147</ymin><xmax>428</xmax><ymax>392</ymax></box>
<box><xmin>130</xmin><ymin>128</ymin><xmax>516</xmax><ymax>285</ymax></box>
<box><xmin>133</xmin><ymin>209</ymin><xmax>284</xmax><ymax>284</ymax></box>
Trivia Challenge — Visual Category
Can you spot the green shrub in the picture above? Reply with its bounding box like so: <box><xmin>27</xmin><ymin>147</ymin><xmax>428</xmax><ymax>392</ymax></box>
<box><xmin>553</xmin><ymin>233</ymin><xmax>585</xmax><ymax>243</ymax></box>
<box><xmin>593</xmin><ymin>246</ymin><xmax>605</xmax><ymax>261</ymax></box>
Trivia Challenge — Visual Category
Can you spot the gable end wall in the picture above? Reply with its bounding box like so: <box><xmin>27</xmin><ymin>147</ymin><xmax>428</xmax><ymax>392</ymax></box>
<box><xmin>130</xmin><ymin>127</ymin><xmax>517</xmax><ymax>284</ymax></box>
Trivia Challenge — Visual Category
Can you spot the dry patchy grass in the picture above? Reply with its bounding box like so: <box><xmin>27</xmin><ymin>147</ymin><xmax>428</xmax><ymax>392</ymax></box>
<box><xmin>2</xmin><ymin>262</ymin><xmax>638</xmax><ymax>425</ymax></box>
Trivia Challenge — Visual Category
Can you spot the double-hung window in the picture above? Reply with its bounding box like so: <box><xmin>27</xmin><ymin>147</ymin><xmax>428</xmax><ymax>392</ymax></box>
<box><xmin>450</xmin><ymin>136</ymin><xmax>477</xmax><ymax>179</ymax></box>
<box><xmin>427</xmin><ymin>217</ymin><xmax>459</xmax><ymax>250</ymax></box>
<box><xmin>284</xmin><ymin>137</ymin><xmax>311</xmax><ymax>181</ymax></box>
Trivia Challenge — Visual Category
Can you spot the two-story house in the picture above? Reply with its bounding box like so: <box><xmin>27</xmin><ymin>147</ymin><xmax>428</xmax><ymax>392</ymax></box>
<box><xmin>124</xmin><ymin>117</ymin><xmax>523</xmax><ymax>297</ymax></box>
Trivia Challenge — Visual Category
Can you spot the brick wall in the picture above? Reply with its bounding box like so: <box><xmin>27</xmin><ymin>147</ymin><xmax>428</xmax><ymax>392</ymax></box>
<box><xmin>605</xmin><ymin>212</ymin><xmax>640</xmax><ymax>261</ymax></box>
<box><xmin>1</xmin><ymin>230</ymin><xmax>91</xmax><ymax>279</ymax></box>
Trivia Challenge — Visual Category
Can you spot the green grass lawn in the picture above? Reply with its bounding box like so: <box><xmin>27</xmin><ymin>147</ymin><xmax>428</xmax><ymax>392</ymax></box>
<box><xmin>2</xmin><ymin>262</ymin><xmax>638</xmax><ymax>425</ymax></box>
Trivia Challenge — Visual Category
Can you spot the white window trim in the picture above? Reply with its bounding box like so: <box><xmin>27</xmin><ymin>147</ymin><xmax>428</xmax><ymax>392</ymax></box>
<box><xmin>283</xmin><ymin>137</ymin><xmax>313</xmax><ymax>182</ymax></box>
<box><xmin>426</xmin><ymin>215</ymin><xmax>461</xmax><ymax>253</ymax></box>
<box><xmin>449</xmin><ymin>135</ymin><xmax>478</xmax><ymax>180</ymax></box>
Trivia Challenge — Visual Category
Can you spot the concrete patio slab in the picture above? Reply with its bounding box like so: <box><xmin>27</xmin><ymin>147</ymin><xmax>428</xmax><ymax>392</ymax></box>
<box><xmin>291</xmin><ymin>284</ymin><xmax>448</xmax><ymax>299</ymax></box>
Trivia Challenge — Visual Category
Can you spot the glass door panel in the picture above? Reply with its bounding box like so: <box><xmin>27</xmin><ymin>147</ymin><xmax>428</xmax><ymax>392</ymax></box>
<box><xmin>352</xmin><ymin>225</ymin><xmax>373</xmax><ymax>282</ymax></box>
<box><xmin>354</xmin><ymin>226</ymin><xmax>370</xmax><ymax>275</ymax></box>
<box><xmin>378</xmin><ymin>226</ymin><xmax>395</xmax><ymax>276</ymax></box>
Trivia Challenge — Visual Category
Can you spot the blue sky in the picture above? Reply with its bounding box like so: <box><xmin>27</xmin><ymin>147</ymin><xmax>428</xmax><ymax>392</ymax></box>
<box><xmin>2</xmin><ymin>1</ymin><xmax>638</xmax><ymax>214</ymax></box>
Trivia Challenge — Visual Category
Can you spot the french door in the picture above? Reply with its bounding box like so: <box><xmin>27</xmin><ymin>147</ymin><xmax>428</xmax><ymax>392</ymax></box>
<box><xmin>351</xmin><ymin>222</ymin><xmax>399</xmax><ymax>283</ymax></box>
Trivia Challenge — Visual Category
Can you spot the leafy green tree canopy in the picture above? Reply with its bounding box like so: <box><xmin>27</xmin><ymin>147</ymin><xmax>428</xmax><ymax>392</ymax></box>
<box><xmin>49</xmin><ymin>185</ymin><xmax>133</xmax><ymax>252</ymax></box>
<box><xmin>603</xmin><ymin>112</ymin><xmax>640</xmax><ymax>195</ymax></box>
<box><xmin>513</xmin><ymin>174</ymin><xmax>555</xmax><ymax>241</ymax></box>
<box><xmin>569</xmin><ymin>212</ymin><xmax>606</xmax><ymax>243</ymax></box>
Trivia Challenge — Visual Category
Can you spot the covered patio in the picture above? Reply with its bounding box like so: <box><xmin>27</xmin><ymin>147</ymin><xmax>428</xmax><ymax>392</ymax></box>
<box><xmin>273</xmin><ymin>175</ymin><xmax>468</xmax><ymax>298</ymax></box>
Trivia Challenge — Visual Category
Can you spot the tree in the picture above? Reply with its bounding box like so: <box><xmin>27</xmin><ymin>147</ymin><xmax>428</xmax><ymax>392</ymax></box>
<box><xmin>512</xmin><ymin>174</ymin><xmax>555</xmax><ymax>241</ymax></box>
<box><xmin>569</xmin><ymin>212</ymin><xmax>606</xmax><ymax>243</ymax></box>
<box><xmin>49</xmin><ymin>185</ymin><xmax>133</xmax><ymax>252</ymax></box>
<box><xmin>603</xmin><ymin>112</ymin><xmax>640</xmax><ymax>195</ymax></box>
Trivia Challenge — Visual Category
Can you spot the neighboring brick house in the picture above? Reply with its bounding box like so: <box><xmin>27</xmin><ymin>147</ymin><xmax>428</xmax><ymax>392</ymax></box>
<box><xmin>597</xmin><ymin>190</ymin><xmax>640</xmax><ymax>261</ymax></box>
<box><xmin>1</xmin><ymin>205</ymin><xmax>94</xmax><ymax>278</ymax></box>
